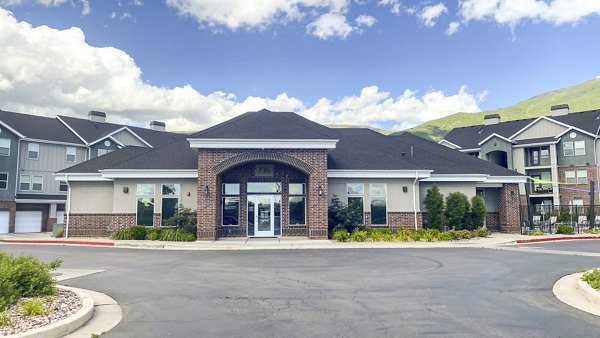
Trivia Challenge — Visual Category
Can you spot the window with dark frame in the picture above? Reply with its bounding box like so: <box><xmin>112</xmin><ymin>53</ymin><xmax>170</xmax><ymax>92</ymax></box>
<box><xmin>222</xmin><ymin>183</ymin><xmax>240</xmax><ymax>226</ymax></box>
<box><xmin>369</xmin><ymin>183</ymin><xmax>387</xmax><ymax>225</ymax></box>
<box><xmin>347</xmin><ymin>183</ymin><xmax>364</xmax><ymax>224</ymax></box>
<box><xmin>59</xmin><ymin>181</ymin><xmax>68</xmax><ymax>192</ymax></box>
<box><xmin>161</xmin><ymin>184</ymin><xmax>180</xmax><ymax>224</ymax></box>
<box><xmin>288</xmin><ymin>183</ymin><xmax>306</xmax><ymax>225</ymax></box>
<box><xmin>0</xmin><ymin>172</ymin><xmax>7</xmax><ymax>190</ymax></box>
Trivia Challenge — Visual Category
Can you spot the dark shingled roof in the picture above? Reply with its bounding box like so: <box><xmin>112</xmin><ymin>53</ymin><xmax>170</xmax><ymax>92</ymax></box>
<box><xmin>190</xmin><ymin>109</ymin><xmax>338</xmax><ymax>140</ymax></box>
<box><xmin>0</xmin><ymin>110</ymin><xmax>85</xmax><ymax>144</ymax></box>
<box><xmin>58</xmin><ymin>115</ymin><xmax>184</xmax><ymax>147</ymax></box>
<box><xmin>444</xmin><ymin>109</ymin><xmax>600</xmax><ymax>149</ymax></box>
<box><xmin>59</xmin><ymin>147</ymin><xmax>151</xmax><ymax>173</ymax></box>
<box><xmin>107</xmin><ymin>138</ymin><xmax>198</xmax><ymax>170</ymax></box>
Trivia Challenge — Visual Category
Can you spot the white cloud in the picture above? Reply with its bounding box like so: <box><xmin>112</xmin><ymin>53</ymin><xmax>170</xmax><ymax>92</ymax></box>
<box><xmin>355</xmin><ymin>14</ymin><xmax>376</xmax><ymax>27</ymax></box>
<box><xmin>0</xmin><ymin>7</ymin><xmax>482</xmax><ymax>131</ymax></box>
<box><xmin>1</xmin><ymin>0</ymin><xmax>90</xmax><ymax>15</ymax></box>
<box><xmin>419</xmin><ymin>3</ymin><xmax>448</xmax><ymax>28</ymax></box>
<box><xmin>377</xmin><ymin>0</ymin><xmax>400</xmax><ymax>15</ymax></box>
<box><xmin>459</xmin><ymin>0</ymin><xmax>600</xmax><ymax>27</ymax></box>
<box><xmin>446</xmin><ymin>21</ymin><xmax>460</xmax><ymax>35</ymax></box>
<box><xmin>301</xmin><ymin>85</ymin><xmax>485</xmax><ymax>130</ymax></box>
<box><xmin>306</xmin><ymin>12</ymin><xmax>353</xmax><ymax>39</ymax></box>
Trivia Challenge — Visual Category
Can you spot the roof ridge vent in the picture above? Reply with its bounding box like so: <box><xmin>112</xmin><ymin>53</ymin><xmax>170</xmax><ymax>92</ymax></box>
<box><xmin>550</xmin><ymin>104</ymin><xmax>569</xmax><ymax>116</ymax></box>
<box><xmin>483</xmin><ymin>114</ymin><xmax>500</xmax><ymax>125</ymax></box>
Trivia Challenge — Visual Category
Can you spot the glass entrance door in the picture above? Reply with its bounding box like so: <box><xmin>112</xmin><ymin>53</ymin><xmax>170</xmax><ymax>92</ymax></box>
<box><xmin>248</xmin><ymin>195</ymin><xmax>280</xmax><ymax>237</ymax></box>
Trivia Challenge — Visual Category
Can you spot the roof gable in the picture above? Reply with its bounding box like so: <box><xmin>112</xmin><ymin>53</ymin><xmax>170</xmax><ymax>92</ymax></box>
<box><xmin>0</xmin><ymin>110</ymin><xmax>84</xmax><ymax>144</ymax></box>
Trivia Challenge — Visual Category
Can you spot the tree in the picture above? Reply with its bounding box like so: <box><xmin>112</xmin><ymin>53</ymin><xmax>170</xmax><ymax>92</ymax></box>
<box><xmin>445</xmin><ymin>192</ymin><xmax>470</xmax><ymax>230</ymax></box>
<box><xmin>424</xmin><ymin>184</ymin><xmax>444</xmax><ymax>230</ymax></box>
<box><xmin>470</xmin><ymin>195</ymin><xmax>487</xmax><ymax>229</ymax></box>
<box><xmin>328</xmin><ymin>195</ymin><xmax>362</xmax><ymax>236</ymax></box>
<box><xmin>162</xmin><ymin>205</ymin><xmax>197</xmax><ymax>236</ymax></box>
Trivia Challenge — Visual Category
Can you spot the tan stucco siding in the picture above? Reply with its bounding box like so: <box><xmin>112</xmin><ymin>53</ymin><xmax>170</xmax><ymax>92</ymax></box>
<box><xmin>513</xmin><ymin>119</ymin><xmax>567</xmax><ymax>140</ymax></box>
<box><xmin>512</xmin><ymin>148</ymin><xmax>525</xmax><ymax>173</ymax></box>
<box><xmin>328</xmin><ymin>178</ymin><xmax>417</xmax><ymax>212</ymax></box>
<box><xmin>69</xmin><ymin>181</ymin><xmax>114</xmax><ymax>213</ymax></box>
<box><xmin>418</xmin><ymin>182</ymin><xmax>476</xmax><ymax>210</ymax></box>
<box><xmin>112</xmin><ymin>179</ymin><xmax>198</xmax><ymax>214</ymax></box>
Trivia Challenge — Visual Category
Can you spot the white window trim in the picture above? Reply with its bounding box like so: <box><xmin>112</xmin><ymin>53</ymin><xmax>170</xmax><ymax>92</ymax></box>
<box><xmin>0</xmin><ymin>138</ymin><xmax>11</xmax><ymax>156</ymax></box>
<box><xmin>66</xmin><ymin>146</ymin><xmax>77</xmax><ymax>162</ymax></box>
<box><xmin>137</xmin><ymin>184</ymin><xmax>156</xmax><ymax>197</ymax></box>
<box><xmin>576</xmin><ymin>170</ymin><xmax>588</xmax><ymax>184</ymax></box>
<box><xmin>136</xmin><ymin>197</ymin><xmax>155</xmax><ymax>227</ymax></box>
<box><xmin>161</xmin><ymin>183</ymin><xmax>181</xmax><ymax>196</ymax></box>
<box><xmin>563</xmin><ymin>142</ymin><xmax>574</xmax><ymax>157</ymax></box>
<box><xmin>20</xmin><ymin>174</ymin><xmax>31</xmax><ymax>191</ymax></box>
<box><xmin>221</xmin><ymin>196</ymin><xmax>240</xmax><ymax>227</ymax></box>
<box><xmin>369</xmin><ymin>183</ymin><xmax>387</xmax><ymax>196</ymax></box>
<box><xmin>0</xmin><ymin>172</ymin><xmax>7</xmax><ymax>190</ymax></box>
<box><xmin>59</xmin><ymin>181</ymin><xmax>68</xmax><ymax>192</ymax></box>
<box><xmin>346</xmin><ymin>183</ymin><xmax>364</xmax><ymax>196</ymax></box>
<box><xmin>27</xmin><ymin>143</ymin><xmax>39</xmax><ymax>160</ymax></box>
<box><xmin>31</xmin><ymin>175</ymin><xmax>43</xmax><ymax>192</ymax></box>
<box><xmin>574</xmin><ymin>140</ymin><xmax>586</xmax><ymax>156</ymax></box>
<box><xmin>565</xmin><ymin>171</ymin><xmax>576</xmax><ymax>184</ymax></box>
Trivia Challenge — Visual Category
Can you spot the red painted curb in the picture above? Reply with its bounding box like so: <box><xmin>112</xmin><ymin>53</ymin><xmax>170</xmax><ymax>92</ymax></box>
<box><xmin>0</xmin><ymin>239</ymin><xmax>114</xmax><ymax>246</ymax></box>
<box><xmin>516</xmin><ymin>236</ymin><xmax>600</xmax><ymax>244</ymax></box>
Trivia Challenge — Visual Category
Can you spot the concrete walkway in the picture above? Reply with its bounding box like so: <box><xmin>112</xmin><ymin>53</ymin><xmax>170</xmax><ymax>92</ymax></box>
<box><xmin>2</xmin><ymin>231</ymin><xmax>600</xmax><ymax>251</ymax></box>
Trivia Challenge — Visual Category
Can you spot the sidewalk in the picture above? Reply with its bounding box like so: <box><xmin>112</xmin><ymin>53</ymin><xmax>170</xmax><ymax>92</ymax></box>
<box><xmin>1</xmin><ymin>232</ymin><xmax>599</xmax><ymax>251</ymax></box>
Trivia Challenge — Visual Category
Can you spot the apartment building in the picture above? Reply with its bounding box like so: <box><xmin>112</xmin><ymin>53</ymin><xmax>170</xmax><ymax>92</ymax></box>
<box><xmin>0</xmin><ymin>109</ymin><xmax>183</xmax><ymax>234</ymax></box>
<box><xmin>440</xmin><ymin>104</ymin><xmax>600</xmax><ymax>209</ymax></box>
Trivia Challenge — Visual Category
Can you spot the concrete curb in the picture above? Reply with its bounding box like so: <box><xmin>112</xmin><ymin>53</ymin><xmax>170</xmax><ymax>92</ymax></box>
<box><xmin>0</xmin><ymin>239</ymin><xmax>114</xmax><ymax>247</ymax></box>
<box><xmin>7</xmin><ymin>286</ymin><xmax>94</xmax><ymax>338</ymax></box>
<box><xmin>516</xmin><ymin>236</ymin><xmax>600</xmax><ymax>244</ymax></box>
<box><xmin>553</xmin><ymin>271</ymin><xmax>600</xmax><ymax>317</ymax></box>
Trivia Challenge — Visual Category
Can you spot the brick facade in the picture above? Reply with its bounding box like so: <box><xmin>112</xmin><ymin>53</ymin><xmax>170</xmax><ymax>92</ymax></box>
<box><xmin>66</xmin><ymin>213</ymin><xmax>136</xmax><ymax>237</ymax></box>
<box><xmin>557</xmin><ymin>165</ymin><xmax>598</xmax><ymax>205</ymax></box>
<box><xmin>197</xmin><ymin>149</ymin><xmax>328</xmax><ymax>240</ymax></box>
<box><xmin>485</xmin><ymin>212</ymin><xmax>500</xmax><ymax>232</ymax></box>
<box><xmin>498</xmin><ymin>183</ymin><xmax>521</xmax><ymax>233</ymax></box>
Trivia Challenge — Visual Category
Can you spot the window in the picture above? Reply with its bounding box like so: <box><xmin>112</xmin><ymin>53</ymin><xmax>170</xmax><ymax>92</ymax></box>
<box><xmin>20</xmin><ymin>175</ymin><xmax>30</xmax><ymax>191</ymax></box>
<box><xmin>347</xmin><ymin>183</ymin><xmax>364</xmax><ymax>224</ymax></box>
<box><xmin>32</xmin><ymin>176</ymin><xmax>42</xmax><ymax>191</ymax></box>
<box><xmin>66</xmin><ymin>147</ymin><xmax>76</xmax><ymax>162</ymax></box>
<box><xmin>563</xmin><ymin>141</ymin><xmax>586</xmax><ymax>156</ymax></box>
<box><xmin>222</xmin><ymin>183</ymin><xmax>240</xmax><ymax>226</ymax></box>
<box><xmin>0</xmin><ymin>139</ymin><xmax>10</xmax><ymax>156</ymax></box>
<box><xmin>370</xmin><ymin>183</ymin><xmax>387</xmax><ymax>225</ymax></box>
<box><xmin>289</xmin><ymin>183</ymin><xmax>305</xmax><ymax>225</ymax></box>
<box><xmin>0</xmin><ymin>172</ymin><xmax>7</xmax><ymax>190</ymax></box>
<box><xmin>247</xmin><ymin>182</ymin><xmax>281</xmax><ymax>193</ymax></box>
<box><xmin>540</xmin><ymin>147</ymin><xmax>550</xmax><ymax>160</ymax></box>
<box><xmin>27</xmin><ymin>143</ymin><xmax>39</xmax><ymax>159</ymax></box>
<box><xmin>565</xmin><ymin>170</ymin><xmax>587</xmax><ymax>184</ymax></box>
<box><xmin>161</xmin><ymin>184</ymin><xmax>180</xmax><ymax>224</ymax></box>
<box><xmin>136</xmin><ymin>184</ymin><xmax>155</xmax><ymax>227</ymax></box>
<box><xmin>97</xmin><ymin>148</ymin><xmax>112</xmax><ymax>156</ymax></box>
<box><xmin>59</xmin><ymin>181</ymin><xmax>68</xmax><ymax>192</ymax></box>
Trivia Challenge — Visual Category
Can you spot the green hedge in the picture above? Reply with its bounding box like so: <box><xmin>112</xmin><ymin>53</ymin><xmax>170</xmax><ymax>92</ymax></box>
<box><xmin>0</xmin><ymin>252</ymin><xmax>62</xmax><ymax>312</ymax></box>
<box><xmin>331</xmin><ymin>227</ymin><xmax>489</xmax><ymax>242</ymax></box>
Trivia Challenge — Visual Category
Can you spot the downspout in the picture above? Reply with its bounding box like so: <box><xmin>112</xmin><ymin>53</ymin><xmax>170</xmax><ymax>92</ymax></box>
<box><xmin>412</xmin><ymin>170</ymin><xmax>419</xmax><ymax>231</ymax></box>
<box><xmin>14</xmin><ymin>139</ymin><xmax>21</xmax><ymax>198</ymax></box>
<box><xmin>65</xmin><ymin>174</ymin><xmax>71</xmax><ymax>238</ymax></box>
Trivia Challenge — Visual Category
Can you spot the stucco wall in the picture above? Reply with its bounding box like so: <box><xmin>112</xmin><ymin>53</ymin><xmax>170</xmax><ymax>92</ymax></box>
<box><xmin>69</xmin><ymin>181</ymin><xmax>114</xmax><ymax>213</ymax></box>
<box><xmin>328</xmin><ymin>178</ymin><xmax>417</xmax><ymax>213</ymax></box>
<box><xmin>556</xmin><ymin>132</ymin><xmax>595</xmax><ymax>167</ymax></box>
<box><xmin>480</xmin><ymin>136</ymin><xmax>513</xmax><ymax>169</ymax></box>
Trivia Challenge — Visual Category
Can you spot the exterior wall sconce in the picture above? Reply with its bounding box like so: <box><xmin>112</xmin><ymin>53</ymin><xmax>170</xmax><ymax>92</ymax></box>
<box><xmin>317</xmin><ymin>185</ymin><xmax>323</xmax><ymax>196</ymax></box>
<box><xmin>204</xmin><ymin>185</ymin><xmax>209</xmax><ymax>196</ymax></box>
<box><xmin>122</xmin><ymin>187</ymin><xmax>129</xmax><ymax>193</ymax></box>
<box><xmin>402</xmin><ymin>186</ymin><xmax>408</xmax><ymax>193</ymax></box>
<box><xmin>187</xmin><ymin>192</ymin><xmax>191</xmax><ymax>197</ymax></box>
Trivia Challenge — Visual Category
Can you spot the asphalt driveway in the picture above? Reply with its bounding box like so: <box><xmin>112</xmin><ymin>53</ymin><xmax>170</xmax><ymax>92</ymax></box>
<box><xmin>1</xmin><ymin>244</ymin><xmax>600</xmax><ymax>337</ymax></box>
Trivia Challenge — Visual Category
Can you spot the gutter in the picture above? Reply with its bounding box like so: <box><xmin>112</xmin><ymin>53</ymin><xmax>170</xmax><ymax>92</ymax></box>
<box><xmin>413</xmin><ymin>170</ymin><xmax>419</xmax><ymax>230</ymax></box>
<box><xmin>14</xmin><ymin>138</ymin><xmax>21</xmax><ymax>199</ymax></box>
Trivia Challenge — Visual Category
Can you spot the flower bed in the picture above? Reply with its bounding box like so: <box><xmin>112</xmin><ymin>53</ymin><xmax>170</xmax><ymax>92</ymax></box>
<box><xmin>331</xmin><ymin>227</ymin><xmax>490</xmax><ymax>242</ymax></box>
<box><xmin>582</xmin><ymin>269</ymin><xmax>600</xmax><ymax>290</ymax></box>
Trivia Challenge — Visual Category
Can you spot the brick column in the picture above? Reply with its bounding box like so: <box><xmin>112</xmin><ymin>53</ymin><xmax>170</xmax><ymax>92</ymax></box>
<box><xmin>197</xmin><ymin>150</ymin><xmax>219</xmax><ymax>240</ymax></box>
<box><xmin>307</xmin><ymin>150</ymin><xmax>328</xmax><ymax>239</ymax></box>
<box><xmin>0</xmin><ymin>201</ymin><xmax>16</xmax><ymax>233</ymax></box>
<box><xmin>499</xmin><ymin>183</ymin><xmax>520</xmax><ymax>233</ymax></box>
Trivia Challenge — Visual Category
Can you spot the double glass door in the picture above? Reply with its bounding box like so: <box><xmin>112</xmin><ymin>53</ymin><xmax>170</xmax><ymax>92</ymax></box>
<box><xmin>247</xmin><ymin>195</ymin><xmax>281</xmax><ymax>237</ymax></box>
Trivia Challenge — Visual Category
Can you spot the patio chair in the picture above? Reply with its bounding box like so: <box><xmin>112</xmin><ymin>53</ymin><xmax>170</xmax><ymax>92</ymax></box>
<box><xmin>532</xmin><ymin>216</ymin><xmax>542</xmax><ymax>231</ymax></box>
<box><xmin>577</xmin><ymin>215</ymin><xmax>589</xmax><ymax>233</ymax></box>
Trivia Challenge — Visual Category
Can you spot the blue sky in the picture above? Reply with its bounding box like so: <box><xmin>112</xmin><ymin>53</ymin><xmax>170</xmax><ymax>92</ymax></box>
<box><xmin>1</xmin><ymin>0</ymin><xmax>599</xmax><ymax>131</ymax></box>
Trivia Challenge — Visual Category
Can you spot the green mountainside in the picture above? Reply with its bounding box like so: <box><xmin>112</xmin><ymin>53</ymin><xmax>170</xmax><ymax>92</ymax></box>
<box><xmin>326</xmin><ymin>124</ymin><xmax>392</xmax><ymax>135</ymax></box>
<box><xmin>401</xmin><ymin>78</ymin><xmax>600</xmax><ymax>141</ymax></box>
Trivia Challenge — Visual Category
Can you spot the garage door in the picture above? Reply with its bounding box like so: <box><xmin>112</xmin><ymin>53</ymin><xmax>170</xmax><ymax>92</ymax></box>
<box><xmin>15</xmin><ymin>211</ymin><xmax>42</xmax><ymax>233</ymax></box>
<box><xmin>0</xmin><ymin>211</ymin><xmax>8</xmax><ymax>234</ymax></box>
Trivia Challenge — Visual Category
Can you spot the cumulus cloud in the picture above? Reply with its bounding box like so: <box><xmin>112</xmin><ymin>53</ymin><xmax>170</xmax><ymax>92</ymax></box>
<box><xmin>355</xmin><ymin>14</ymin><xmax>376</xmax><ymax>28</ymax></box>
<box><xmin>0</xmin><ymin>7</ymin><xmax>482</xmax><ymax>131</ymax></box>
<box><xmin>377</xmin><ymin>0</ymin><xmax>400</xmax><ymax>15</ymax></box>
<box><xmin>419</xmin><ymin>2</ymin><xmax>448</xmax><ymax>28</ymax></box>
<box><xmin>458</xmin><ymin>0</ymin><xmax>600</xmax><ymax>27</ymax></box>
<box><xmin>301</xmin><ymin>85</ymin><xmax>485</xmax><ymax>130</ymax></box>
<box><xmin>306</xmin><ymin>12</ymin><xmax>353</xmax><ymax>39</ymax></box>
<box><xmin>1</xmin><ymin>0</ymin><xmax>89</xmax><ymax>15</ymax></box>
<box><xmin>446</xmin><ymin>21</ymin><xmax>460</xmax><ymax>35</ymax></box>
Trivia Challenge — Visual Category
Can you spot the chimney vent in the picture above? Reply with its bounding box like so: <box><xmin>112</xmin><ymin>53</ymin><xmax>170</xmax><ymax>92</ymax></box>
<box><xmin>551</xmin><ymin>104</ymin><xmax>569</xmax><ymax>116</ymax></box>
<box><xmin>150</xmin><ymin>120</ymin><xmax>166</xmax><ymax>131</ymax></box>
<box><xmin>88</xmin><ymin>110</ymin><xmax>106</xmax><ymax>123</ymax></box>
<box><xmin>483</xmin><ymin>114</ymin><xmax>500</xmax><ymax>125</ymax></box>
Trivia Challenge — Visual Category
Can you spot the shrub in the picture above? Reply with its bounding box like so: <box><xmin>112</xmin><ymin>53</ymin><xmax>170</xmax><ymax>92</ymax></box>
<box><xmin>328</xmin><ymin>195</ymin><xmax>363</xmax><ymax>236</ymax></box>
<box><xmin>438</xmin><ymin>232</ymin><xmax>453</xmax><ymax>241</ymax></box>
<box><xmin>475</xmin><ymin>227</ymin><xmax>490</xmax><ymax>238</ymax></box>
<box><xmin>332</xmin><ymin>229</ymin><xmax>350</xmax><ymax>242</ymax></box>
<box><xmin>470</xmin><ymin>196</ymin><xmax>486</xmax><ymax>229</ymax></box>
<box><xmin>557</xmin><ymin>207</ymin><xmax>571</xmax><ymax>224</ymax></box>
<box><xmin>589</xmin><ymin>228</ymin><xmax>599</xmax><ymax>235</ymax></box>
<box><xmin>52</xmin><ymin>224</ymin><xmax>64</xmax><ymax>238</ymax></box>
<box><xmin>445</xmin><ymin>228</ymin><xmax>459</xmax><ymax>240</ymax></box>
<box><xmin>159</xmin><ymin>229</ymin><xmax>196</xmax><ymax>242</ymax></box>
<box><xmin>526</xmin><ymin>229</ymin><xmax>544</xmax><ymax>236</ymax></box>
<box><xmin>582</xmin><ymin>269</ymin><xmax>600</xmax><ymax>289</ymax></box>
<box><xmin>423</xmin><ymin>231</ymin><xmax>435</xmax><ymax>242</ymax></box>
<box><xmin>0</xmin><ymin>253</ymin><xmax>61</xmax><ymax>312</ymax></box>
<box><xmin>162</xmin><ymin>206</ymin><xmax>198</xmax><ymax>236</ymax></box>
<box><xmin>146</xmin><ymin>228</ymin><xmax>162</xmax><ymax>241</ymax></box>
<box><xmin>456</xmin><ymin>229</ymin><xmax>472</xmax><ymax>239</ymax></box>
<box><xmin>410</xmin><ymin>231</ymin><xmax>422</xmax><ymax>241</ymax></box>
<box><xmin>111</xmin><ymin>229</ymin><xmax>132</xmax><ymax>240</ymax></box>
<box><xmin>0</xmin><ymin>311</ymin><xmax>12</xmax><ymax>327</ymax></box>
<box><xmin>445</xmin><ymin>192</ymin><xmax>470</xmax><ymax>230</ymax></box>
<box><xmin>18</xmin><ymin>299</ymin><xmax>48</xmax><ymax>316</ymax></box>
<box><xmin>556</xmin><ymin>225</ymin><xmax>575</xmax><ymax>235</ymax></box>
<box><xmin>128</xmin><ymin>225</ymin><xmax>147</xmax><ymax>240</ymax></box>
<box><xmin>424</xmin><ymin>184</ymin><xmax>444</xmax><ymax>230</ymax></box>
<box><xmin>395</xmin><ymin>229</ymin><xmax>410</xmax><ymax>242</ymax></box>
<box><xmin>350</xmin><ymin>229</ymin><xmax>367</xmax><ymax>242</ymax></box>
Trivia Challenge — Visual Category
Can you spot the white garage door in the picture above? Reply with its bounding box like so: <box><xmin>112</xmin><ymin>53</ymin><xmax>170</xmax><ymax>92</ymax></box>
<box><xmin>15</xmin><ymin>211</ymin><xmax>42</xmax><ymax>233</ymax></box>
<box><xmin>0</xmin><ymin>211</ymin><xmax>9</xmax><ymax>234</ymax></box>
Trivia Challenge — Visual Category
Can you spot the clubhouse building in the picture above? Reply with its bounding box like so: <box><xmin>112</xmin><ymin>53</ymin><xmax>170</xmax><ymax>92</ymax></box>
<box><xmin>56</xmin><ymin>109</ymin><xmax>526</xmax><ymax>239</ymax></box>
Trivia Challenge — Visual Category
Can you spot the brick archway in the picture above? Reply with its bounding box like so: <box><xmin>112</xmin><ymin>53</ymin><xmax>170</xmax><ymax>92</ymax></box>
<box><xmin>212</xmin><ymin>151</ymin><xmax>315</xmax><ymax>175</ymax></box>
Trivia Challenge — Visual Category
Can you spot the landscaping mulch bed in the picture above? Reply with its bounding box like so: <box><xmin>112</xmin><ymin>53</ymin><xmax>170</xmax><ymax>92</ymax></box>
<box><xmin>0</xmin><ymin>289</ymin><xmax>82</xmax><ymax>336</ymax></box>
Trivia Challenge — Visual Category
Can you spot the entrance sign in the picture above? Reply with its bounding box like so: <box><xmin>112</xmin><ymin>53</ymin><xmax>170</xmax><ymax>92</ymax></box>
<box><xmin>254</xmin><ymin>164</ymin><xmax>274</xmax><ymax>177</ymax></box>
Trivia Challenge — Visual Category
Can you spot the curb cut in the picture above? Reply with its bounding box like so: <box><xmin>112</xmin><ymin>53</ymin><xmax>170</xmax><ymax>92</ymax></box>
<box><xmin>0</xmin><ymin>239</ymin><xmax>114</xmax><ymax>247</ymax></box>
<box><xmin>7</xmin><ymin>286</ymin><xmax>94</xmax><ymax>338</ymax></box>
<box><xmin>516</xmin><ymin>236</ymin><xmax>600</xmax><ymax>244</ymax></box>
<box><xmin>553</xmin><ymin>271</ymin><xmax>600</xmax><ymax>317</ymax></box>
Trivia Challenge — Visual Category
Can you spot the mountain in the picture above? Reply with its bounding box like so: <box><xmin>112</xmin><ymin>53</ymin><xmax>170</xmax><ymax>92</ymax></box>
<box><xmin>327</xmin><ymin>124</ymin><xmax>392</xmax><ymax>135</ymax></box>
<box><xmin>402</xmin><ymin>77</ymin><xmax>600</xmax><ymax>141</ymax></box>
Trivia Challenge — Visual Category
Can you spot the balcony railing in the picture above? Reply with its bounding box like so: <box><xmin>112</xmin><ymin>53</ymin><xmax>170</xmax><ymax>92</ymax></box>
<box><xmin>530</xmin><ymin>184</ymin><xmax>553</xmax><ymax>195</ymax></box>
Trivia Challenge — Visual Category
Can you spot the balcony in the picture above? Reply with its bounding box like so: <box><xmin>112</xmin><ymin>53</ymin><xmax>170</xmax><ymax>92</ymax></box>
<box><xmin>530</xmin><ymin>183</ymin><xmax>553</xmax><ymax>195</ymax></box>
<box><xmin>527</xmin><ymin>168</ymin><xmax>554</xmax><ymax>195</ymax></box>
<box><xmin>524</xmin><ymin>146</ymin><xmax>551</xmax><ymax>167</ymax></box>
